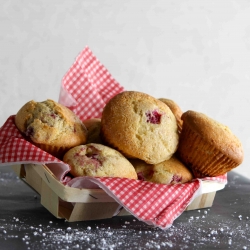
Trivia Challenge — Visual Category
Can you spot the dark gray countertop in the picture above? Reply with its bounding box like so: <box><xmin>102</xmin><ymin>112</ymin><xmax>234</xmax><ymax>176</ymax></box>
<box><xmin>0</xmin><ymin>165</ymin><xmax>249</xmax><ymax>250</ymax></box>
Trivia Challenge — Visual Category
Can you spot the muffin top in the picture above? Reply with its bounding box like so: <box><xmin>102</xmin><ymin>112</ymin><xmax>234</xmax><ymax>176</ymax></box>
<box><xmin>181</xmin><ymin>110</ymin><xmax>244</xmax><ymax>165</ymax></box>
<box><xmin>131</xmin><ymin>156</ymin><xmax>193</xmax><ymax>184</ymax></box>
<box><xmin>101</xmin><ymin>91</ymin><xmax>179</xmax><ymax>164</ymax></box>
<box><xmin>159</xmin><ymin>98</ymin><xmax>183</xmax><ymax>119</ymax></box>
<box><xmin>15</xmin><ymin>99</ymin><xmax>88</xmax><ymax>147</ymax></box>
<box><xmin>159</xmin><ymin>98</ymin><xmax>183</xmax><ymax>132</ymax></box>
<box><xmin>63</xmin><ymin>143</ymin><xmax>138</xmax><ymax>179</ymax></box>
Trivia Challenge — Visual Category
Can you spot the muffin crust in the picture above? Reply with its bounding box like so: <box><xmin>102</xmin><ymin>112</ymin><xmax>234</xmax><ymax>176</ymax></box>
<box><xmin>101</xmin><ymin>91</ymin><xmax>179</xmax><ymax>164</ymax></box>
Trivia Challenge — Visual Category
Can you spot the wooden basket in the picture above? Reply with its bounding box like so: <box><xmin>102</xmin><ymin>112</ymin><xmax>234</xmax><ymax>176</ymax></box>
<box><xmin>11</xmin><ymin>164</ymin><xmax>225</xmax><ymax>222</ymax></box>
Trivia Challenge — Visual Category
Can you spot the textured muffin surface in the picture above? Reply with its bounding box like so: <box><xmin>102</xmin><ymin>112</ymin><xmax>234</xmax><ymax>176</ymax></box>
<box><xmin>101</xmin><ymin>91</ymin><xmax>179</xmax><ymax>164</ymax></box>
<box><xmin>15</xmin><ymin>99</ymin><xmax>88</xmax><ymax>157</ymax></box>
<box><xmin>159</xmin><ymin>98</ymin><xmax>183</xmax><ymax>133</ymax></box>
<box><xmin>82</xmin><ymin>118</ymin><xmax>102</xmax><ymax>144</ymax></box>
<box><xmin>63</xmin><ymin>143</ymin><xmax>138</xmax><ymax>179</ymax></box>
<box><xmin>131</xmin><ymin>156</ymin><xmax>193</xmax><ymax>184</ymax></box>
<box><xmin>177</xmin><ymin>110</ymin><xmax>244</xmax><ymax>177</ymax></box>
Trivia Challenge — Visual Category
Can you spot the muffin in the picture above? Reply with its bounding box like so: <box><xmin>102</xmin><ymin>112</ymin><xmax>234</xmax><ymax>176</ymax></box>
<box><xmin>63</xmin><ymin>143</ymin><xmax>138</xmax><ymax>179</ymax></box>
<box><xmin>130</xmin><ymin>156</ymin><xmax>193</xmax><ymax>184</ymax></box>
<box><xmin>82</xmin><ymin>118</ymin><xmax>102</xmax><ymax>144</ymax></box>
<box><xmin>101</xmin><ymin>91</ymin><xmax>179</xmax><ymax>164</ymax></box>
<box><xmin>177</xmin><ymin>110</ymin><xmax>244</xmax><ymax>177</ymax></box>
<box><xmin>159</xmin><ymin>98</ymin><xmax>183</xmax><ymax>133</ymax></box>
<box><xmin>15</xmin><ymin>99</ymin><xmax>88</xmax><ymax>158</ymax></box>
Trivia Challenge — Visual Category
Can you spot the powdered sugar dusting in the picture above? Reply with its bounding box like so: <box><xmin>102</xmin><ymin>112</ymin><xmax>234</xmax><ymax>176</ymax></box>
<box><xmin>0</xmin><ymin>209</ymin><xmax>250</xmax><ymax>249</ymax></box>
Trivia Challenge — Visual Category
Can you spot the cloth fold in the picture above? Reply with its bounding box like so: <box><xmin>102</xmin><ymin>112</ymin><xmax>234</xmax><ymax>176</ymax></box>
<box><xmin>59</xmin><ymin>46</ymin><xmax>124</xmax><ymax>120</ymax></box>
<box><xmin>89</xmin><ymin>177</ymin><xmax>203</xmax><ymax>229</ymax></box>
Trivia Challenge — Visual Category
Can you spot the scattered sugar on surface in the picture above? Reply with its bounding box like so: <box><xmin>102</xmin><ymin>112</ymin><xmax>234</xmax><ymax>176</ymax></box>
<box><xmin>1</xmin><ymin>210</ymin><xmax>250</xmax><ymax>250</ymax></box>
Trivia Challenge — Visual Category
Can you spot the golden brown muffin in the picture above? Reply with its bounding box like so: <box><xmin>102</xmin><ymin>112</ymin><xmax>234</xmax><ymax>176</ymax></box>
<box><xmin>63</xmin><ymin>143</ymin><xmax>138</xmax><ymax>179</ymax></box>
<box><xmin>130</xmin><ymin>156</ymin><xmax>193</xmax><ymax>184</ymax></box>
<box><xmin>159</xmin><ymin>98</ymin><xmax>183</xmax><ymax>133</ymax></box>
<box><xmin>15</xmin><ymin>99</ymin><xmax>88</xmax><ymax>158</ymax></box>
<box><xmin>82</xmin><ymin>118</ymin><xmax>102</xmax><ymax>144</ymax></box>
<box><xmin>101</xmin><ymin>91</ymin><xmax>179</xmax><ymax>164</ymax></box>
<box><xmin>177</xmin><ymin>110</ymin><xmax>244</xmax><ymax>177</ymax></box>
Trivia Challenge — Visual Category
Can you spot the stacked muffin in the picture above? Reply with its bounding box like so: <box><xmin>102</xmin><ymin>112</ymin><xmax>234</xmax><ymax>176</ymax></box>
<box><xmin>177</xmin><ymin>110</ymin><xmax>244</xmax><ymax>177</ymax></box>
<box><xmin>101</xmin><ymin>91</ymin><xmax>179</xmax><ymax>164</ymax></box>
<box><xmin>15</xmin><ymin>91</ymin><xmax>244</xmax><ymax>183</ymax></box>
<box><xmin>15</xmin><ymin>99</ymin><xmax>88</xmax><ymax>159</ymax></box>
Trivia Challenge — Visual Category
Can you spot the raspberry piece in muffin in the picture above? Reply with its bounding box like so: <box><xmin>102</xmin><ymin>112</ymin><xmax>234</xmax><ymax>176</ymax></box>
<box><xmin>145</xmin><ymin>110</ymin><xmax>162</xmax><ymax>124</ymax></box>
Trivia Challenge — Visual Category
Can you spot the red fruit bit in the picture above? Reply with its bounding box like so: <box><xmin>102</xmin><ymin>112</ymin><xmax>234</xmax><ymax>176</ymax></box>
<box><xmin>88</xmin><ymin>153</ymin><xmax>99</xmax><ymax>160</ymax></box>
<box><xmin>145</xmin><ymin>110</ymin><xmax>162</xmax><ymax>124</ymax></box>
<box><xmin>170</xmin><ymin>174</ymin><xmax>182</xmax><ymax>184</ymax></box>
<box><xmin>137</xmin><ymin>169</ymin><xmax>154</xmax><ymax>181</ymax></box>
<box><xmin>25</xmin><ymin>126</ymin><xmax>34</xmax><ymax>137</ymax></box>
<box><xmin>86</xmin><ymin>146</ymin><xmax>102</xmax><ymax>171</ymax></box>
<box><xmin>74</xmin><ymin>146</ymin><xmax>86</xmax><ymax>157</ymax></box>
<box><xmin>137</xmin><ymin>172</ymin><xmax>145</xmax><ymax>181</ymax></box>
<box><xmin>50</xmin><ymin>113</ymin><xmax>57</xmax><ymax>119</ymax></box>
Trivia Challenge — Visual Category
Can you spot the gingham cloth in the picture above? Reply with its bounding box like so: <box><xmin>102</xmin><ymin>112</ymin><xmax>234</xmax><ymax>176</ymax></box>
<box><xmin>92</xmin><ymin>177</ymin><xmax>202</xmax><ymax>229</ymax></box>
<box><xmin>93</xmin><ymin>174</ymin><xmax>226</xmax><ymax>229</ymax></box>
<box><xmin>0</xmin><ymin>115</ymin><xmax>61</xmax><ymax>165</ymax></box>
<box><xmin>0</xmin><ymin>46</ymin><xmax>227</xmax><ymax>229</ymax></box>
<box><xmin>59</xmin><ymin>46</ymin><xmax>124</xmax><ymax>120</ymax></box>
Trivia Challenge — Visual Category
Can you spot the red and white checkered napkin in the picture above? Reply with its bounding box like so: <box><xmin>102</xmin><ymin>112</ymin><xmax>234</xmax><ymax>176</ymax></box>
<box><xmin>59</xmin><ymin>46</ymin><xmax>124</xmax><ymax>120</ymax></box>
<box><xmin>0</xmin><ymin>116</ymin><xmax>62</xmax><ymax>166</ymax></box>
<box><xmin>89</xmin><ymin>174</ymin><xmax>227</xmax><ymax>229</ymax></box>
<box><xmin>91</xmin><ymin>177</ymin><xmax>202</xmax><ymax>229</ymax></box>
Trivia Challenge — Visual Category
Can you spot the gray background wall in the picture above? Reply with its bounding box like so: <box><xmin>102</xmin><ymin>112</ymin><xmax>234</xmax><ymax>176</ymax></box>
<box><xmin>1</xmin><ymin>0</ymin><xmax>249</xmax><ymax>177</ymax></box>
